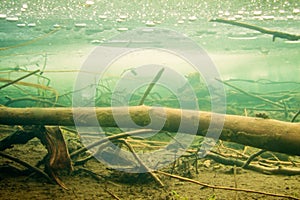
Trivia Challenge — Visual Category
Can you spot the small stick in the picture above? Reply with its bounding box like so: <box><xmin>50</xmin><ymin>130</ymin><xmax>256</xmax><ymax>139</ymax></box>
<box><xmin>139</xmin><ymin>68</ymin><xmax>165</xmax><ymax>105</ymax></box>
<box><xmin>73</xmin><ymin>155</ymin><xmax>94</xmax><ymax>166</ymax></box>
<box><xmin>291</xmin><ymin>110</ymin><xmax>300</xmax><ymax>122</ymax></box>
<box><xmin>210</xmin><ymin>18</ymin><xmax>300</xmax><ymax>41</ymax></box>
<box><xmin>121</xmin><ymin>139</ymin><xmax>164</xmax><ymax>187</ymax></box>
<box><xmin>156</xmin><ymin>171</ymin><xmax>299</xmax><ymax>200</ymax></box>
<box><xmin>0</xmin><ymin>151</ymin><xmax>53</xmax><ymax>183</ymax></box>
<box><xmin>170</xmin><ymin>153</ymin><xmax>177</xmax><ymax>176</ymax></box>
<box><xmin>0</xmin><ymin>77</ymin><xmax>58</xmax><ymax>98</ymax></box>
<box><xmin>0</xmin><ymin>69</ymin><xmax>40</xmax><ymax>90</ymax></box>
<box><xmin>4</xmin><ymin>96</ymin><xmax>65</xmax><ymax>107</ymax></box>
<box><xmin>216</xmin><ymin>78</ymin><xmax>284</xmax><ymax>108</ymax></box>
<box><xmin>104</xmin><ymin>188</ymin><xmax>121</xmax><ymax>200</ymax></box>
<box><xmin>70</xmin><ymin>129</ymin><xmax>154</xmax><ymax>158</ymax></box>
<box><xmin>242</xmin><ymin>149</ymin><xmax>266</xmax><ymax>168</ymax></box>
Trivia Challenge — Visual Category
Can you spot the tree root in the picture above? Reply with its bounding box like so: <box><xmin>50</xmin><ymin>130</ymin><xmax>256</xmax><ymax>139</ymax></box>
<box><xmin>37</xmin><ymin>126</ymin><xmax>73</xmax><ymax>189</ymax></box>
<box><xmin>0</xmin><ymin>125</ymin><xmax>72</xmax><ymax>189</ymax></box>
<box><xmin>0</xmin><ymin>151</ymin><xmax>53</xmax><ymax>183</ymax></box>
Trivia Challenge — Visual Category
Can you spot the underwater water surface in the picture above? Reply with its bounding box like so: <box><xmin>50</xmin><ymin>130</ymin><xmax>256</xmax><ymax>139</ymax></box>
<box><xmin>1</xmin><ymin>1</ymin><xmax>300</xmax><ymax>200</ymax></box>
<box><xmin>0</xmin><ymin>0</ymin><xmax>299</xmax><ymax>119</ymax></box>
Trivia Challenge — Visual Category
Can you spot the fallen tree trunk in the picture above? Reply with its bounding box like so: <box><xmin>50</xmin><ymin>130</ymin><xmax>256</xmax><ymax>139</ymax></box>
<box><xmin>0</xmin><ymin>106</ymin><xmax>299</xmax><ymax>156</ymax></box>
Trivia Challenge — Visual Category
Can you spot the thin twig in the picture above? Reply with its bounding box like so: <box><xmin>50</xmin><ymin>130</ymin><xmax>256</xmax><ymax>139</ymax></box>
<box><xmin>210</xmin><ymin>18</ymin><xmax>300</xmax><ymax>41</ymax></box>
<box><xmin>291</xmin><ymin>110</ymin><xmax>300</xmax><ymax>122</ymax></box>
<box><xmin>0</xmin><ymin>77</ymin><xmax>58</xmax><ymax>99</ymax></box>
<box><xmin>139</xmin><ymin>68</ymin><xmax>165</xmax><ymax>105</ymax></box>
<box><xmin>121</xmin><ymin>139</ymin><xmax>164</xmax><ymax>187</ymax></box>
<box><xmin>216</xmin><ymin>78</ymin><xmax>284</xmax><ymax>108</ymax></box>
<box><xmin>4</xmin><ymin>96</ymin><xmax>65</xmax><ymax>107</ymax></box>
<box><xmin>104</xmin><ymin>188</ymin><xmax>121</xmax><ymax>200</ymax></box>
<box><xmin>207</xmin><ymin>151</ymin><xmax>300</xmax><ymax>175</ymax></box>
<box><xmin>242</xmin><ymin>149</ymin><xmax>266</xmax><ymax>168</ymax></box>
<box><xmin>0</xmin><ymin>69</ymin><xmax>40</xmax><ymax>90</ymax></box>
<box><xmin>156</xmin><ymin>171</ymin><xmax>299</xmax><ymax>200</ymax></box>
<box><xmin>0</xmin><ymin>151</ymin><xmax>53</xmax><ymax>183</ymax></box>
<box><xmin>70</xmin><ymin>129</ymin><xmax>154</xmax><ymax>158</ymax></box>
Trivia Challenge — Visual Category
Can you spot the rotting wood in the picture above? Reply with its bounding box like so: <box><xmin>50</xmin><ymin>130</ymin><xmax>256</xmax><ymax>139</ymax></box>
<box><xmin>38</xmin><ymin>126</ymin><xmax>73</xmax><ymax>189</ymax></box>
<box><xmin>0</xmin><ymin>106</ymin><xmax>299</xmax><ymax>156</ymax></box>
<box><xmin>0</xmin><ymin>125</ymin><xmax>73</xmax><ymax>189</ymax></box>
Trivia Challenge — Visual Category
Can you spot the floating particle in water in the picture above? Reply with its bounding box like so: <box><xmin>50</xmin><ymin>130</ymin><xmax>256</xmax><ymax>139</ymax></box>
<box><xmin>293</xmin><ymin>8</ymin><xmax>300</xmax><ymax>14</ymax></box>
<box><xmin>262</xmin><ymin>15</ymin><xmax>275</xmax><ymax>20</ymax></box>
<box><xmin>116</xmin><ymin>18</ymin><xmax>124</xmax><ymax>23</ymax></box>
<box><xmin>177</xmin><ymin>20</ymin><xmax>184</xmax><ymax>24</ymax></box>
<box><xmin>279</xmin><ymin>10</ymin><xmax>285</xmax><ymax>14</ymax></box>
<box><xmin>145</xmin><ymin>21</ymin><xmax>155</xmax><ymax>27</ymax></box>
<box><xmin>6</xmin><ymin>16</ymin><xmax>19</xmax><ymax>22</ymax></box>
<box><xmin>20</xmin><ymin>3</ymin><xmax>28</xmax><ymax>12</ymax></box>
<box><xmin>91</xmin><ymin>39</ymin><xmax>102</xmax><ymax>44</ymax></box>
<box><xmin>119</xmin><ymin>15</ymin><xmax>128</xmax><ymax>20</ymax></box>
<box><xmin>0</xmin><ymin>14</ymin><xmax>7</xmax><ymax>19</ymax></box>
<box><xmin>224</xmin><ymin>11</ymin><xmax>230</xmax><ymax>17</ymax></box>
<box><xmin>117</xmin><ymin>27</ymin><xmax>128</xmax><ymax>32</ymax></box>
<box><xmin>253</xmin><ymin>10</ymin><xmax>262</xmax><ymax>16</ymax></box>
<box><xmin>85</xmin><ymin>0</ymin><xmax>94</xmax><ymax>7</ymax></box>
<box><xmin>188</xmin><ymin>16</ymin><xmax>197</xmax><ymax>21</ymax></box>
<box><xmin>228</xmin><ymin>36</ymin><xmax>258</xmax><ymax>40</ymax></box>
<box><xmin>75</xmin><ymin>23</ymin><xmax>87</xmax><ymax>28</ymax></box>
<box><xmin>99</xmin><ymin>15</ymin><xmax>107</xmax><ymax>20</ymax></box>
<box><xmin>17</xmin><ymin>23</ymin><xmax>26</xmax><ymax>27</ymax></box>
<box><xmin>53</xmin><ymin>24</ymin><xmax>60</xmax><ymax>28</ymax></box>
<box><xmin>234</xmin><ymin>15</ymin><xmax>243</xmax><ymax>20</ymax></box>
<box><xmin>28</xmin><ymin>23</ymin><xmax>36</xmax><ymax>27</ymax></box>
<box><xmin>286</xmin><ymin>15</ymin><xmax>294</xmax><ymax>20</ymax></box>
<box><xmin>22</xmin><ymin>3</ymin><xmax>28</xmax><ymax>9</ymax></box>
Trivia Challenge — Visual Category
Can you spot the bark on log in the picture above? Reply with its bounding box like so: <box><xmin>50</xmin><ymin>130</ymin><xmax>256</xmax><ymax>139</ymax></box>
<box><xmin>0</xmin><ymin>106</ymin><xmax>299</xmax><ymax>156</ymax></box>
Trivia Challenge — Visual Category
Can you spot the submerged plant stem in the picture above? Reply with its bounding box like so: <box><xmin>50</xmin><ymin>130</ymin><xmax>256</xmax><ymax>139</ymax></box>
<box><xmin>0</xmin><ymin>70</ymin><xmax>40</xmax><ymax>90</ymax></box>
<box><xmin>139</xmin><ymin>68</ymin><xmax>165</xmax><ymax>105</ymax></box>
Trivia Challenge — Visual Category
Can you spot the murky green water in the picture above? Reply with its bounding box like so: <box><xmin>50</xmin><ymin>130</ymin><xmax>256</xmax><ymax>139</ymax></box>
<box><xmin>0</xmin><ymin>0</ymin><xmax>299</xmax><ymax>120</ymax></box>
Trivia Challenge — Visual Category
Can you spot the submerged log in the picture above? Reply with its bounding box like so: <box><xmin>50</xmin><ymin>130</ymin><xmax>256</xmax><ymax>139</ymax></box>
<box><xmin>0</xmin><ymin>106</ymin><xmax>299</xmax><ymax>156</ymax></box>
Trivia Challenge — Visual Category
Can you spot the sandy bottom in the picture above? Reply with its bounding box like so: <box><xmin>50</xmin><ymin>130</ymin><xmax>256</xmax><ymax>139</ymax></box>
<box><xmin>0</xmin><ymin>125</ymin><xmax>299</xmax><ymax>200</ymax></box>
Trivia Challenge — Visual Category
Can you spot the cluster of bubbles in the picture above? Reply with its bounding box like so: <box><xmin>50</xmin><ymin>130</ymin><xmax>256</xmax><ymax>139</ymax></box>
<box><xmin>0</xmin><ymin>0</ymin><xmax>299</xmax><ymax>45</ymax></box>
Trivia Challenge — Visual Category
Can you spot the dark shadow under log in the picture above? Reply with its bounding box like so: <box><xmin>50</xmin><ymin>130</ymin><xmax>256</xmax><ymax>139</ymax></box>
<box><xmin>0</xmin><ymin>106</ymin><xmax>299</xmax><ymax>156</ymax></box>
